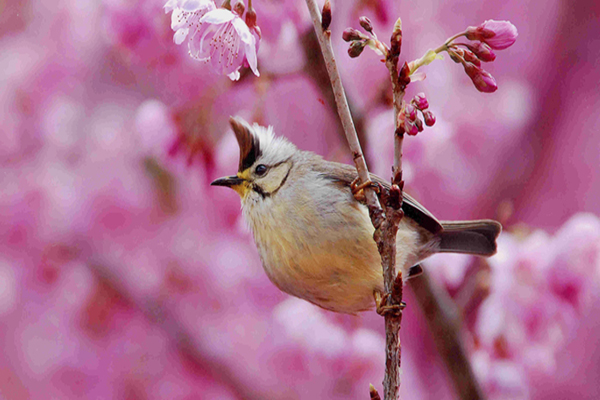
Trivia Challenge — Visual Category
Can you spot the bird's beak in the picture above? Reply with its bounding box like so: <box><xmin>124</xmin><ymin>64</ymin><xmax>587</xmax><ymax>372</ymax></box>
<box><xmin>210</xmin><ymin>176</ymin><xmax>245</xmax><ymax>188</ymax></box>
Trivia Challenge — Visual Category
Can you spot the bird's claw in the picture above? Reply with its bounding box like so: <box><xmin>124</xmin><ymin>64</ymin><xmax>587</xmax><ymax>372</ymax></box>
<box><xmin>351</xmin><ymin>178</ymin><xmax>381</xmax><ymax>201</ymax></box>
<box><xmin>374</xmin><ymin>291</ymin><xmax>405</xmax><ymax>317</ymax></box>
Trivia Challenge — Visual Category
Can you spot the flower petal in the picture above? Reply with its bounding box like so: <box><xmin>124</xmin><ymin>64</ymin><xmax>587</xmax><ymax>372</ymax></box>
<box><xmin>164</xmin><ymin>0</ymin><xmax>180</xmax><ymax>13</ymax></box>
<box><xmin>174</xmin><ymin>28</ymin><xmax>189</xmax><ymax>45</ymax></box>
<box><xmin>200</xmin><ymin>8</ymin><xmax>236</xmax><ymax>25</ymax></box>
<box><xmin>231</xmin><ymin>17</ymin><xmax>253</xmax><ymax>45</ymax></box>
<box><xmin>227</xmin><ymin>70</ymin><xmax>241</xmax><ymax>81</ymax></box>
<box><xmin>244</xmin><ymin>38</ymin><xmax>259</xmax><ymax>76</ymax></box>
<box><xmin>188</xmin><ymin>22</ymin><xmax>218</xmax><ymax>61</ymax></box>
<box><xmin>182</xmin><ymin>0</ymin><xmax>215</xmax><ymax>12</ymax></box>
<box><xmin>171</xmin><ymin>8</ymin><xmax>187</xmax><ymax>30</ymax></box>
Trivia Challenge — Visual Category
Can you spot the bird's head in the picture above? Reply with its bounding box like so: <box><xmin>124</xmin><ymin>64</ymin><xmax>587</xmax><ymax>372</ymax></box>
<box><xmin>211</xmin><ymin>117</ymin><xmax>297</xmax><ymax>201</ymax></box>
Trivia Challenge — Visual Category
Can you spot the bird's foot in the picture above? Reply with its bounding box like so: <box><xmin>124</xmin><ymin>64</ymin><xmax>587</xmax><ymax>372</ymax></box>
<box><xmin>351</xmin><ymin>178</ymin><xmax>382</xmax><ymax>202</ymax></box>
<box><xmin>374</xmin><ymin>290</ymin><xmax>405</xmax><ymax>317</ymax></box>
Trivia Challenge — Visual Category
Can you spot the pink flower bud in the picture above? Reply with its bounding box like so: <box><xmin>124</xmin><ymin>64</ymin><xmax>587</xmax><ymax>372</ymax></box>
<box><xmin>412</xmin><ymin>93</ymin><xmax>429</xmax><ymax>110</ymax></box>
<box><xmin>463</xmin><ymin>49</ymin><xmax>481</xmax><ymax>66</ymax></box>
<box><xmin>466</xmin><ymin>20</ymin><xmax>518</xmax><ymax>50</ymax></box>
<box><xmin>463</xmin><ymin>62</ymin><xmax>497</xmax><ymax>93</ymax></box>
<box><xmin>359</xmin><ymin>16</ymin><xmax>374</xmax><ymax>34</ymax></box>
<box><xmin>342</xmin><ymin>28</ymin><xmax>363</xmax><ymax>42</ymax></box>
<box><xmin>245</xmin><ymin>4</ymin><xmax>257</xmax><ymax>28</ymax></box>
<box><xmin>449</xmin><ymin>48</ymin><xmax>465</xmax><ymax>63</ymax></box>
<box><xmin>403</xmin><ymin>119</ymin><xmax>419</xmax><ymax>136</ymax></box>
<box><xmin>414</xmin><ymin>118</ymin><xmax>424</xmax><ymax>132</ymax></box>
<box><xmin>422</xmin><ymin>110</ymin><xmax>436</xmax><ymax>126</ymax></box>
<box><xmin>404</xmin><ymin>103</ymin><xmax>417</xmax><ymax>122</ymax></box>
<box><xmin>348</xmin><ymin>40</ymin><xmax>367</xmax><ymax>58</ymax></box>
<box><xmin>233</xmin><ymin>1</ymin><xmax>245</xmax><ymax>16</ymax></box>
<box><xmin>468</xmin><ymin>42</ymin><xmax>496</xmax><ymax>62</ymax></box>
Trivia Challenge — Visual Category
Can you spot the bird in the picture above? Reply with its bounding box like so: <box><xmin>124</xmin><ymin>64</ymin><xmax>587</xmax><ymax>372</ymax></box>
<box><xmin>211</xmin><ymin>116</ymin><xmax>501</xmax><ymax>314</ymax></box>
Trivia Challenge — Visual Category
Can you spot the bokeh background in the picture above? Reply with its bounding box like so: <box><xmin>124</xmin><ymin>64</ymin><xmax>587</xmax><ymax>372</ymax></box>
<box><xmin>1</xmin><ymin>0</ymin><xmax>600</xmax><ymax>399</ymax></box>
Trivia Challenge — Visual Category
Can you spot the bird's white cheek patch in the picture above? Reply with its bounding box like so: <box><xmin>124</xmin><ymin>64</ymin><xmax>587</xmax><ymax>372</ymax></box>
<box><xmin>256</xmin><ymin>161</ymin><xmax>292</xmax><ymax>194</ymax></box>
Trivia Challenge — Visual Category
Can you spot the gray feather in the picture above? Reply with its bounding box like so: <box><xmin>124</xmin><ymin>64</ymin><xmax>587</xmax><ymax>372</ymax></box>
<box><xmin>438</xmin><ymin>220</ymin><xmax>502</xmax><ymax>256</ymax></box>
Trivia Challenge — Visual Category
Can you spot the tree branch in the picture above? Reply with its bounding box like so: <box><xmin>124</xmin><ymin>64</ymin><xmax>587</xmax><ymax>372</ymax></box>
<box><xmin>410</xmin><ymin>272</ymin><xmax>486</xmax><ymax>400</ymax></box>
<box><xmin>304</xmin><ymin>2</ymin><xmax>406</xmax><ymax>399</ymax></box>
<box><xmin>375</xmin><ymin>20</ymin><xmax>408</xmax><ymax>400</ymax></box>
<box><xmin>304</xmin><ymin>0</ymin><xmax>380</xmax><ymax>211</ymax></box>
<box><xmin>85</xmin><ymin>262</ymin><xmax>266</xmax><ymax>400</ymax></box>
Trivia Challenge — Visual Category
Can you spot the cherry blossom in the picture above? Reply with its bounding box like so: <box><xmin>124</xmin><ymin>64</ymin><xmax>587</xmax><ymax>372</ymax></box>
<box><xmin>189</xmin><ymin>8</ymin><xmax>259</xmax><ymax>80</ymax></box>
<box><xmin>164</xmin><ymin>0</ymin><xmax>260</xmax><ymax>80</ymax></box>
<box><xmin>164</xmin><ymin>0</ymin><xmax>217</xmax><ymax>45</ymax></box>
<box><xmin>466</xmin><ymin>20</ymin><xmax>519</xmax><ymax>50</ymax></box>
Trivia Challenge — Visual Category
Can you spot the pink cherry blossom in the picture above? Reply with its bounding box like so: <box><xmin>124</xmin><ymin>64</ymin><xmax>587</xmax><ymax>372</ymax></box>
<box><xmin>164</xmin><ymin>0</ymin><xmax>217</xmax><ymax>45</ymax></box>
<box><xmin>466</xmin><ymin>20</ymin><xmax>519</xmax><ymax>50</ymax></box>
<box><xmin>189</xmin><ymin>8</ymin><xmax>260</xmax><ymax>80</ymax></box>
<box><xmin>164</xmin><ymin>1</ymin><xmax>259</xmax><ymax>80</ymax></box>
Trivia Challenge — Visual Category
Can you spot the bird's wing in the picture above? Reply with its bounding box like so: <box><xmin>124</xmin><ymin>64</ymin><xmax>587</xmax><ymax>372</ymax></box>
<box><xmin>314</xmin><ymin>160</ymin><xmax>443</xmax><ymax>234</ymax></box>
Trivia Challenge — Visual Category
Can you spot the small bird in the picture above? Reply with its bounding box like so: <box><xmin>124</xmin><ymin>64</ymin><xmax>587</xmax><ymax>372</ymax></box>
<box><xmin>212</xmin><ymin>117</ymin><xmax>501</xmax><ymax>314</ymax></box>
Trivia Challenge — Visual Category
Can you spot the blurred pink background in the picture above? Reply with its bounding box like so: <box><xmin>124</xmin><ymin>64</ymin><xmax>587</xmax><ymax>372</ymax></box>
<box><xmin>1</xmin><ymin>0</ymin><xmax>600</xmax><ymax>399</ymax></box>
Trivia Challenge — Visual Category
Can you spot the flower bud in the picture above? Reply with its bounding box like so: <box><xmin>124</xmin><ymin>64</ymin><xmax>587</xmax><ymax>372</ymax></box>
<box><xmin>422</xmin><ymin>110</ymin><xmax>436</xmax><ymax>126</ymax></box>
<box><xmin>412</xmin><ymin>93</ymin><xmax>429</xmax><ymax>110</ymax></box>
<box><xmin>403</xmin><ymin>119</ymin><xmax>419</xmax><ymax>136</ymax></box>
<box><xmin>389</xmin><ymin>18</ymin><xmax>402</xmax><ymax>58</ymax></box>
<box><xmin>463</xmin><ymin>62</ymin><xmax>497</xmax><ymax>93</ymax></box>
<box><xmin>221</xmin><ymin>0</ymin><xmax>232</xmax><ymax>10</ymax></box>
<box><xmin>359</xmin><ymin>16</ymin><xmax>374</xmax><ymax>34</ymax></box>
<box><xmin>342</xmin><ymin>28</ymin><xmax>363</xmax><ymax>42</ymax></box>
<box><xmin>449</xmin><ymin>48</ymin><xmax>465</xmax><ymax>63</ymax></box>
<box><xmin>370</xmin><ymin>384</ymin><xmax>382</xmax><ymax>400</ymax></box>
<box><xmin>463</xmin><ymin>49</ymin><xmax>481</xmax><ymax>66</ymax></box>
<box><xmin>398</xmin><ymin>61</ymin><xmax>410</xmax><ymax>89</ymax></box>
<box><xmin>468</xmin><ymin>42</ymin><xmax>496</xmax><ymax>62</ymax></box>
<box><xmin>321</xmin><ymin>0</ymin><xmax>332</xmax><ymax>30</ymax></box>
<box><xmin>466</xmin><ymin>20</ymin><xmax>518</xmax><ymax>50</ymax></box>
<box><xmin>245</xmin><ymin>2</ymin><xmax>257</xmax><ymax>28</ymax></box>
<box><xmin>233</xmin><ymin>1</ymin><xmax>245</xmax><ymax>16</ymax></box>
<box><xmin>414</xmin><ymin>117</ymin><xmax>424</xmax><ymax>132</ymax></box>
<box><xmin>348</xmin><ymin>40</ymin><xmax>367</xmax><ymax>58</ymax></box>
<box><xmin>404</xmin><ymin>103</ymin><xmax>417</xmax><ymax>122</ymax></box>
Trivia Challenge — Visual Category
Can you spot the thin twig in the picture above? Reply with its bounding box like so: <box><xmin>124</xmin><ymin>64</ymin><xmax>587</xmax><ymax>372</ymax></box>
<box><xmin>375</xmin><ymin>22</ymin><xmax>408</xmax><ymax>400</ymax></box>
<box><xmin>304</xmin><ymin>0</ymin><xmax>380</xmax><ymax>211</ymax></box>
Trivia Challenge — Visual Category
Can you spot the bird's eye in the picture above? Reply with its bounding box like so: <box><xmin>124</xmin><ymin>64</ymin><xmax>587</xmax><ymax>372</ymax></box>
<box><xmin>255</xmin><ymin>164</ymin><xmax>267</xmax><ymax>176</ymax></box>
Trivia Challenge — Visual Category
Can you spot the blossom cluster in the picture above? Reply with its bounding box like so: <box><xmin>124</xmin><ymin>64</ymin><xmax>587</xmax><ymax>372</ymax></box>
<box><xmin>397</xmin><ymin>93</ymin><xmax>436</xmax><ymax>135</ymax></box>
<box><xmin>445</xmin><ymin>20</ymin><xmax>518</xmax><ymax>93</ymax></box>
<box><xmin>164</xmin><ymin>0</ymin><xmax>260</xmax><ymax>80</ymax></box>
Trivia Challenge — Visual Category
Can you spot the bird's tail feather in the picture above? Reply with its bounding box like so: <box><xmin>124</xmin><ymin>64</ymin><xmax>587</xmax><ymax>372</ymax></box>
<box><xmin>437</xmin><ymin>220</ymin><xmax>502</xmax><ymax>256</ymax></box>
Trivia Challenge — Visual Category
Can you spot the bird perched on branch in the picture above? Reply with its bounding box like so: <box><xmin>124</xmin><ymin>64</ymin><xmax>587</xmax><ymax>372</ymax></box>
<box><xmin>212</xmin><ymin>116</ymin><xmax>501</xmax><ymax>314</ymax></box>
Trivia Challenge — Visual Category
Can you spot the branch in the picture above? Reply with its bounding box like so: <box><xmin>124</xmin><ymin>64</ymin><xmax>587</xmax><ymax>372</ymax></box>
<box><xmin>374</xmin><ymin>18</ymin><xmax>408</xmax><ymax>400</ymax></box>
<box><xmin>300</xmin><ymin>28</ymin><xmax>372</xmax><ymax>167</ymax></box>
<box><xmin>304</xmin><ymin>3</ymin><xmax>406</xmax><ymax>399</ymax></box>
<box><xmin>85</xmin><ymin>262</ymin><xmax>266</xmax><ymax>400</ymax></box>
<box><xmin>304</xmin><ymin>0</ymin><xmax>380</xmax><ymax>211</ymax></box>
<box><xmin>410</xmin><ymin>272</ymin><xmax>486</xmax><ymax>400</ymax></box>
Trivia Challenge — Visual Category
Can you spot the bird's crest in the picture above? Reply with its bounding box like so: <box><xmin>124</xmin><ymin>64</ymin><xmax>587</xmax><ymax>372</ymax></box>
<box><xmin>229</xmin><ymin>116</ymin><xmax>296</xmax><ymax>171</ymax></box>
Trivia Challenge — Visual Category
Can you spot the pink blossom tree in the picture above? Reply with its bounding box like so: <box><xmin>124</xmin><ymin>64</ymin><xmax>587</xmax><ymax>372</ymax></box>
<box><xmin>1</xmin><ymin>0</ymin><xmax>600</xmax><ymax>399</ymax></box>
